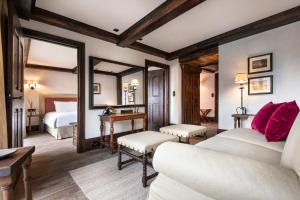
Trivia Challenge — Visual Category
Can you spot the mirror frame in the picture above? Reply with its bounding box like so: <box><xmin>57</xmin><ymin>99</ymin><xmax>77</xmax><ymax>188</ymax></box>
<box><xmin>89</xmin><ymin>56</ymin><xmax>147</xmax><ymax>109</ymax></box>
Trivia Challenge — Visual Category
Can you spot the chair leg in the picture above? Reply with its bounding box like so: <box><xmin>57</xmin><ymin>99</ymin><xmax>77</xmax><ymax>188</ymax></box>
<box><xmin>118</xmin><ymin>145</ymin><xmax>122</xmax><ymax>170</ymax></box>
<box><xmin>142</xmin><ymin>153</ymin><xmax>147</xmax><ymax>187</ymax></box>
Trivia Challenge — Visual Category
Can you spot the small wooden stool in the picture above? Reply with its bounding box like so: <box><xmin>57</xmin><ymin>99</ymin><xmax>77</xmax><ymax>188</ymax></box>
<box><xmin>160</xmin><ymin>124</ymin><xmax>207</xmax><ymax>143</ymax></box>
<box><xmin>117</xmin><ymin>131</ymin><xmax>178</xmax><ymax>187</ymax></box>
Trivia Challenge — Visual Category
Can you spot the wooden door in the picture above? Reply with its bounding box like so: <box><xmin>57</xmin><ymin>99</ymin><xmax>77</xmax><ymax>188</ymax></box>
<box><xmin>148</xmin><ymin>69</ymin><xmax>164</xmax><ymax>131</ymax></box>
<box><xmin>6</xmin><ymin>0</ymin><xmax>24</xmax><ymax>147</ymax></box>
<box><xmin>181</xmin><ymin>64</ymin><xmax>201</xmax><ymax>125</ymax></box>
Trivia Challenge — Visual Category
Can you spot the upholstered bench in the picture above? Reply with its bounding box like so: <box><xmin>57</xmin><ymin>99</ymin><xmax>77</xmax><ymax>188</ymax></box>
<box><xmin>117</xmin><ymin>131</ymin><xmax>178</xmax><ymax>187</ymax></box>
<box><xmin>160</xmin><ymin>124</ymin><xmax>207</xmax><ymax>143</ymax></box>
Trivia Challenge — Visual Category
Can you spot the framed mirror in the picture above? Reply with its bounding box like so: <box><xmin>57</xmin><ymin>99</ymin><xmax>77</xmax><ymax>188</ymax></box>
<box><xmin>89</xmin><ymin>56</ymin><xmax>145</xmax><ymax>109</ymax></box>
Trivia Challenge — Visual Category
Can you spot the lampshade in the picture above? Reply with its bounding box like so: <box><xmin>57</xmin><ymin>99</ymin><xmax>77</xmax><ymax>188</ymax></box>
<box><xmin>25</xmin><ymin>80</ymin><xmax>38</xmax><ymax>90</ymax></box>
<box><xmin>235</xmin><ymin>73</ymin><xmax>248</xmax><ymax>84</ymax></box>
<box><xmin>122</xmin><ymin>82</ymin><xmax>129</xmax><ymax>89</ymax></box>
<box><xmin>131</xmin><ymin>79</ymin><xmax>139</xmax><ymax>86</ymax></box>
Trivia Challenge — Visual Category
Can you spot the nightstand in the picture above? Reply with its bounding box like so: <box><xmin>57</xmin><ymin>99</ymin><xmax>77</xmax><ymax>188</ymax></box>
<box><xmin>27</xmin><ymin>113</ymin><xmax>42</xmax><ymax>133</ymax></box>
<box><xmin>232</xmin><ymin>114</ymin><xmax>255</xmax><ymax>128</ymax></box>
<box><xmin>70</xmin><ymin>122</ymin><xmax>78</xmax><ymax>146</ymax></box>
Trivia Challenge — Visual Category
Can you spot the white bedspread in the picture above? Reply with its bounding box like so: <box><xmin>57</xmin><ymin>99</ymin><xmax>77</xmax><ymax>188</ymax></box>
<box><xmin>44</xmin><ymin>112</ymin><xmax>77</xmax><ymax>128</ymax></box>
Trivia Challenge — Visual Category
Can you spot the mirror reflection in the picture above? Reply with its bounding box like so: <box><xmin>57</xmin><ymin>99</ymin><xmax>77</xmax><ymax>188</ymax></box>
<box><xmin>90</xmin><ymin>57</ymin><xmax>144</xmax><ymax>109</ymax></box>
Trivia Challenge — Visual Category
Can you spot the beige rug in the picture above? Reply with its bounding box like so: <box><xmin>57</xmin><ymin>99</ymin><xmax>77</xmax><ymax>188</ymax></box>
<box><xmin>69</xmin><ymin>156</ymin><xmax>155</xmax><ymax>200</ymax></box>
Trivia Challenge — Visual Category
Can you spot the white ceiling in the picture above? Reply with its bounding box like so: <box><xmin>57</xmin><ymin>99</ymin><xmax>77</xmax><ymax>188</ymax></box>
<box><xmin>35</xmin><ymin>0</ymin><xmax>300</xmax><ymax>53</ymax></box>
<box><xmin>36</xmin><ymin>0</ymin><xmax>165</xmax><ymax>34</ymax></box>
<box><xmin>94</xmin><ymin>61</ymin><xmax>131</xmax><ymax>73</ymax></box>
<box><xmin>27</xmin><ymin>39</ymin><xmax>77</xmax><ymax>69</ymax></box>
<box><xmin>142</xmin><ymin>0</ymin><xmax>300</xmax><ymax>52</ymax></box>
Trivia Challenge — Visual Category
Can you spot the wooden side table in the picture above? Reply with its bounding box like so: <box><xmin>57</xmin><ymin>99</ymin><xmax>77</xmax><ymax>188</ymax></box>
<box><xmin>27</xmin><ymin>114</ymin><xmax>42</xmax><ymax>133</ymax></box>
<box><xmin>0</xmin><ymin>146</ymin><xmax>35</xmax><ymax>200</ymax></box>
<box><xmin>232</xmin><ymin>114</ymin><xmax>255</xmax><ymax>128</ymax></box>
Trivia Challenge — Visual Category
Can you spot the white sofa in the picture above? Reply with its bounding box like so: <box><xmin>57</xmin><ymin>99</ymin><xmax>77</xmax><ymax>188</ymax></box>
<box><xmin>148</xmin><ymin>114</ymin><xmax>300</xmax><ymax>200</ymax></box>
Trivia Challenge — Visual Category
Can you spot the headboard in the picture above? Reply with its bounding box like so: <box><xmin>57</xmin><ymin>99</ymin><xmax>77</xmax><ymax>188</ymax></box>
<box><xmin>45</xmin><ymin>97</ymin><xmax>77</xmax><ymax>113</ymax></box>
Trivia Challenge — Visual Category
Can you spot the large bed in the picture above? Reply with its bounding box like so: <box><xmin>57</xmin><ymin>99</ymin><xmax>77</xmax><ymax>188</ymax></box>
<box><xmin>43</xmin><ymin>97</ymin><xmax>77</xmax><ymax>139</ymax></box>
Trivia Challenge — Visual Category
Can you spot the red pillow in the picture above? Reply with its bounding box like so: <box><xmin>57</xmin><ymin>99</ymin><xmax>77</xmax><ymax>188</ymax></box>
<box><xmin>265</xmin><ymin>101</ymin><xmax>299</xmax><ymax>142</ymax></box>
<box><xmin>251</xmin><ymin>102</ymin><xmax>283</xmax><ymax>134</ymax></box>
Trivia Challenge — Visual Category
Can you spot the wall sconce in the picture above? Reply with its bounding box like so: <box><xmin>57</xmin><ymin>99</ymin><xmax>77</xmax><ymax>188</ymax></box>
<box><xmin>235</xmin><ymin>73</ymin><xmax>248</xmax><ymax>114</ymax></box>
<box><xmin>131</xmin><ymin>79</ymin><xmax>139</xmax><ymax>89</ymax></box>
<box><xmin>25</xmin><ymin>80</ymin><xmax>38</xmax><ymax>90</ymax></box>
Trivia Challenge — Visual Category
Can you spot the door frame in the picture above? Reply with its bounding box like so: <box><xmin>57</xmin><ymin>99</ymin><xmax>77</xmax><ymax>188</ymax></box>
<box><xmin>21</xmin><ymin>28</ymin><xmax>86</xmax><ymax>153</ymax></box>
<box><xmin>145</xmin><ymin>60</ymin><xmax>170</xmax><ymax>128</ymax></box>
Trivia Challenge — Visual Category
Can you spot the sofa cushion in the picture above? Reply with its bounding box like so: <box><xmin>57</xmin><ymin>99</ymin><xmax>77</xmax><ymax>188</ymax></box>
<box><xmin>251</xmin><ymin>102</ymin><xmax>282</xmax><ymax>134</ymax></box>
<box><xmin>217</xmin><ymin>128</ymin><xmax>285</xmax><ymax>153</ymax></box>
<box><xmin>265</xmin><ymin>101</ymin><xmax>299</xmax><ymax>142</ymax></box>
<box><xmin>196</xmin><ymin>136</ymin><xmax>282</xmax><ymax>164</ymax></box>
<box><xmin>281</xmin><ymin>113</ymin><xmax>300</xmax><ymax>177</ymax></box>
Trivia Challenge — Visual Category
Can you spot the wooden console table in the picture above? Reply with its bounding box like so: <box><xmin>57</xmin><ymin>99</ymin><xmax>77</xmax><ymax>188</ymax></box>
<box><xmin>0</xmin><ymin>146</ymin><xmax>35</xmax><ymax>200</ymax></box>
<box><xmin>99</xmin><ymin>113</ymin><xmax>147</xmax><ymax>154</ymax></box>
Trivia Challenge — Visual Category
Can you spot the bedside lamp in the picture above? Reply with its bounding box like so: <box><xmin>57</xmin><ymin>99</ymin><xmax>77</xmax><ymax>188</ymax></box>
<box><xmin>122</xmin><ymin>82</ymin><xmax>129</xmax><ymax>105</ymax></box>
<box><xmin>235</xmin><ymin>73</ymin><xmax>248</xmax><ymax>114</ymax></box>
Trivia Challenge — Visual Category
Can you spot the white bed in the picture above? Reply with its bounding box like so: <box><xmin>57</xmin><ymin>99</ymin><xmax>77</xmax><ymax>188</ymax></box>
<box><xmin>43</xmin><ymin>98</ymin><xmax>77</xmax><ymax>139</ymax></box>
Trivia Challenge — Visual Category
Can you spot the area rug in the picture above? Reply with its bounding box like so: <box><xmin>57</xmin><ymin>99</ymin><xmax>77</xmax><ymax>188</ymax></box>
<box><xmin>69</xmin><ymin>156</ymin><xmax>155</xmax><ymax>200</ymax></box>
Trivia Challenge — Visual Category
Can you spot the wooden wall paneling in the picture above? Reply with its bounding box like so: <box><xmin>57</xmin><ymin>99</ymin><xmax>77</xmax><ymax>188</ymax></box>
<box><xmin>22</xmin><ymin>28</ymin><xmax>86</xmax><ymax>153</ymax></box>
<box><xmin>181</xmin><ymin>64</ymin><xmax>201</xmax><ymax>125</ymax></box>
<box><xmin>169</xmin><ymin>6</ymin><xmax>300</xmax><ymax>60</ymax></box>
<box><xmin>0</xmin><ymin>0</ymin><xmax>8</xmax><ymax>148</ymax></box>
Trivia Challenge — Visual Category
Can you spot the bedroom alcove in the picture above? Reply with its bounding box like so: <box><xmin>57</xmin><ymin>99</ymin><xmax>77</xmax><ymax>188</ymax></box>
<box><xmin>20</xmin><ymin>29</ymin><xmax>85</xmax><ymax>153</ymax></box>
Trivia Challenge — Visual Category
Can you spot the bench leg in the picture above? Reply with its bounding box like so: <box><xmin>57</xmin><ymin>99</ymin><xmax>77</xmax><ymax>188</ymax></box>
<box><xmin>186</xmin><ymin>137</ymin><xmax>190</xmax><ymax>144</ymax></box>
<box><xmin>142</xmin><ymin>153</ymin><xmax>147</xmax><ymax>187</ymax></box>
<box><xmin>118</xmin><ymin>145</ymin><xmax>122</xmax><ymax>170</ymax></box>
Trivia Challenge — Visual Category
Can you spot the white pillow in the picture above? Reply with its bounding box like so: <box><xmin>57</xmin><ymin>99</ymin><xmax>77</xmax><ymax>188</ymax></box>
<box><xmin>54</xmin><ymin>101</ymin><xmax>77</xmax><ymax>112</ymax></box>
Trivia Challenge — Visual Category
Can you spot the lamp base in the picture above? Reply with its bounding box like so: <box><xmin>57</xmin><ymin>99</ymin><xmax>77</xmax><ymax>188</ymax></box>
<box><xmin>236</xmin><ymin>107</ymin><xmax>247</xmax><ymax>115</ymax></box>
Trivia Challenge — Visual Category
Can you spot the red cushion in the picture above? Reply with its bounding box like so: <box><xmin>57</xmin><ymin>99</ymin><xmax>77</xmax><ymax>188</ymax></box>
<box><xmin>251</xmin><ymin>102</ymin><xmax>283</xmax><ymax>134</ymax></box>
<box><xmin>265</xmin><ymin>101</ymin><xmax>299</xmax><ymax>142</ymax></box>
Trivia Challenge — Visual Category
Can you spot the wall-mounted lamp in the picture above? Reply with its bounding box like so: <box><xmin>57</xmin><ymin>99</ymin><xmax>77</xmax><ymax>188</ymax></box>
<box><xmin>235</xmin><ymin>73</ymin><xmax>248</xmax><ymax>114</ymax></box>
<box><xmin>25</xmin><ymin>80</ymin><xmax>38</xmax><ymax>90</ymax></box>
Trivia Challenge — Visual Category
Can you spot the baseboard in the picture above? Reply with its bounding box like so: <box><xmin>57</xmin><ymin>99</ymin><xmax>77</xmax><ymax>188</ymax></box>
<box><xmin>83</xmin><ymin>129</ymin><xmax>144</xmax><ymax>152</ymax></box>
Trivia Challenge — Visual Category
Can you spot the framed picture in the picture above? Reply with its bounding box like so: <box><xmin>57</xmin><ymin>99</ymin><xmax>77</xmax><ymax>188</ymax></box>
<box><xmin>248</xmin><ymin>53</ymin><xmax>272</xmax><ymax>74</ymax></box>
<box><xmin>93</xmin><ymin>83</ymin><xmax>101</xmax><ymax>94</ymax></box>
<box><xmin>248</xmin><ymin>75</ymin><xmax>273</xmax><ymax>95</ymax></box>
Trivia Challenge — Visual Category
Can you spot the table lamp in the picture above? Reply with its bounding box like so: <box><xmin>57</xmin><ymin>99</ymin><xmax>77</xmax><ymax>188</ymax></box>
<box><xmin>235</xmin><ymin>73</ymin><xmax>248</xmax><ymax>114</ymax></box>
<box><xmin>131</xmin><ymin>79</ymin><xmax>139</xmax><ymax>113</ymax></box>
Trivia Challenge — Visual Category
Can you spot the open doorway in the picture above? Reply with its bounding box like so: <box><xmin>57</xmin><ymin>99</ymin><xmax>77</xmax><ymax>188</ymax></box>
<box><xmin>145</xmin><ymin>60</ymin><xmax>169</xmax><ymax>131</ymax></box>
<box><xmin>5</xmin><ymin>23</ymin><xmax>85</xmax><ymax>152</ymax></box>
<box><xmin>181</xmin><ymin>51</ymin><xmax>219</xmax><ymax>133</ymax></box>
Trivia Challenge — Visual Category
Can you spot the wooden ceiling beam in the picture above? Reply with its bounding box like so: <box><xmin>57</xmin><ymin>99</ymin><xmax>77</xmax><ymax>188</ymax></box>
<box><xmin>118</xmin><ymin>0</ymin><xmax>206</xmax><ymax>47</ymax></box>
<box><xmin>30</xmin><ymin>7</ymin><xmax>169</xmax><ymax>59</ymax></box>
<box><xmin>93</xmin><ymin>70</ymin><xmax>118</xmax><ymax>76</ymax></box>
<box><xmin>179</xmin><ymin>47</ymin><xmax>218</xmax><ymax>63</ymax></box>
<box><xmin>169</xmin><ymin>6</ymin><xmax>300</xmax><ymax>60</ymax></box>
<box><xmin>14</xmin><ymin>0</ymin><xmax>36</xmax><ymax>20</ymax></box>
<box><xmin>26</xmin><ymin>63</ymin><xmax>74</xmax><ymax>73</ymax></box>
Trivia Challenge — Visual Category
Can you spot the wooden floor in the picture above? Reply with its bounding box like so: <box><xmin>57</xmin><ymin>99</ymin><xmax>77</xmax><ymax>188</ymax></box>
<box><xmin>15</xmin><ymin>122</ymin><xmax>218</xmax><ymax>199</ymax></box>
<box><xmin>16</xmin><ymin>133</ymin><xmax>114</xmax><ymax>199</ymax></box>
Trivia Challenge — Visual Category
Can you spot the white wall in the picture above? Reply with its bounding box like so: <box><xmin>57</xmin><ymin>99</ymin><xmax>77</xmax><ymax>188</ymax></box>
<box><xmin>93</xmin><ymin>74</ymin><xmax>117</xmax><ymax>106</ymax></box>
<box><xmin>200</xmin><ymin>72</ymin><xmax>215</xmax><ymax>117</ymax></box>
<box><xmin>169</xmin><ymin>59</ymin><xmax>182</xmax><ymax>124</ymax></box>
<box><xmin>219</xmin><ymin>21</ymin><xmax>300</xmax><ymax>130</ymax></box>
<box><xmin>21</xmin><ymin>19</ymin><xmax>169</xmax><ymax>138</ymax></box>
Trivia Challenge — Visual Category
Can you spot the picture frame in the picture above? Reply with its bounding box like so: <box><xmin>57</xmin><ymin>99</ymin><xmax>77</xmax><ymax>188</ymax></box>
<box><xmin>93</xmin><ymin>83</ymin><xmax>101</xmax><ymax>94</ymax></box>
<box><xmin>248</xmin><ymin>53</ymin><xmax>272</xmax><ymax>74</ymax></box>
<box><xmin>248</xmin><ymin>75</ymin><xmax>273</xmax><ymax>95</ymax></box>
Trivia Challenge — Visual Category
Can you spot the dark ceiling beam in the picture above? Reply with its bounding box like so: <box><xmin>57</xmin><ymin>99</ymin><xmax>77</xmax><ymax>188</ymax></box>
<box><xmin>14</xmin><ymin>0</ymin><xmax>36</xmax><ymax>20</ymax></box>
<box><xmin>202</xmin><ymin>68</ymin><xmax>215</xmax><ymax>73</ymax></box>
<box><xmin>118</xmin><ymin>67</ymin><xmax>143</xmax><ymax>77</ymax></box>
<box><xmin>169</xmin><ymin>6</ymin><xmax>300</xmax><ymax>60</ymax></box>
<box><xmin>179</xmin><ymin>47</ymin><xmax>218</xmax><ymax>63</ymax></box>
<box><xmin>118</xmin><ymin>0</ymin><xmax>206</xmax><ymax>47</ymax></box>
<box><xmin>94</xmin><ymin>70</ymin><xmax>118</xmax><ymax>76</ymax></box>
<box><xmin>30</xmin><ymin>7</ymin><xmax>169</xmax><ymax>59</ymax></box>
<box><xmin>90</xmin><ymin>56</ymin><xmax>144</xmax><ymax>69</ymax></box>
<box><xmin>26</xmin><ymin>63</ymin><xmax>74</xmax><ymax>73</ymax></box>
